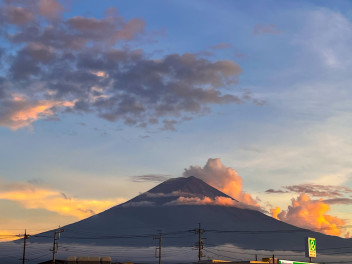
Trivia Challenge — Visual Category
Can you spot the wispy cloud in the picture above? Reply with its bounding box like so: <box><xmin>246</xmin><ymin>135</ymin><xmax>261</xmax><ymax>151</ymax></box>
<box><xmin>265</xmin><ymin>189</ymin><xmax>287</xmax><ymax>194</ymax></box>
<box><xmin>131</xmin><ymin>174</ymin><xmax>171</xmax><ymax>183</ymax></box>
<box><xmin>266</xmin><ymin>183</ymin><xmax>352</xmax><ymax>198</ymax></box>
<box><xmin>323</xmin><ymin>198</ymin><xmax>352</xmax><ymax>205</ymax></box>
<box><xmin>209</xmin><ymin>43</ymin><xmax>232</xmax><ymax>50</ymax></box>
<box><xmin>284</xmin><ymin>184</ymin><xmax>352</xmax><ymax>198</ymax></box>
<box><xmin>0</xmin><ymin>179</ymin><xmax>125</xmax><ymax>219</ymax></box>
<box><xmin>253</xmin><ymin>24</ymin><xmax>281</xmax><ymax>35</ymax></box>
<box><xmin>294</xmin><ymin>8</ymin><xmax>352</xmax><ymax>69</ymax></box>
<box><xmin>121</xmin><ymin>201</ymin><xmax>155</xmax><ymax>207</ymax></box>
<box><xmin>165</xmin><ymin>196</ymin><xmax>237</xmax><ymax>207</ymax></box>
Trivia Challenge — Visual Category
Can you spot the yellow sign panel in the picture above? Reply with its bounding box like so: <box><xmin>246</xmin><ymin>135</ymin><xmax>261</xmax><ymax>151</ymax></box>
<box><xmin>305</xmin><ymin>237</ymin><xmax>316</xmax><ymax>258</ymax></box>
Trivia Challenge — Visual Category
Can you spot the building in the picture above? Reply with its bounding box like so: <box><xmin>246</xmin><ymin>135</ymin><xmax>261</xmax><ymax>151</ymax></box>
<box><xmin>67</xmin><ymin>256</ymin><xmax>112</xmax><ymax>264</ymax></box>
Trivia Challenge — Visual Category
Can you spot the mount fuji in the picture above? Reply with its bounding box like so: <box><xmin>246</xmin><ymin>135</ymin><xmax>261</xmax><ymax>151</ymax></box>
<box><xmin>29</xmin><ymin>176</ymin><xmax>351</xmax><ymax>252</ymax></box>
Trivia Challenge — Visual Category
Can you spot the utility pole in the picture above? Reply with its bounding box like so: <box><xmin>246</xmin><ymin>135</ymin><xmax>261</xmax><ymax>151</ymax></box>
<box><xmin>194</xmin><ymin>223</ymin><xmax>204</xmax><ymax>262</ymax></box>
<box><xmin>21</xmin><ymin>229</ymin><xmax>30</xmax><ymax>264</ymax></box>
<box><xmin>51</xmin><ymin>227</ymin><xmax>64</xmax><ymax>264</ymax></box>
<box><xmin>153</xmin><ymin>231</ymin><xmax>162</xmax><ymax>264</ymax></box>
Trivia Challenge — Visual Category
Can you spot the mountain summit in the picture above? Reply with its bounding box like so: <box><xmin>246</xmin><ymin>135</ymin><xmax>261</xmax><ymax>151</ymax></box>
<box><xmin>124</xmin><ymin>176</ymin><xmax>237</xmax><ymax>206</ymax></box>
<box><xmin>30</xmin><ymin>176</ymin><xmax>352</xmax><ymax>252</ymax></box>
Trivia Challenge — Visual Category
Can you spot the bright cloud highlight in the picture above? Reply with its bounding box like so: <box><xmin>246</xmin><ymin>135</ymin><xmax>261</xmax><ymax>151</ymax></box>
<box><xmin>0</xmin><ymin>94</ymin><xmax>75</xmax><ymax>130</ymax></box>
<box><xmin>183</xmin><ymin>158</ymin><xmax>259</xmax><ymax>207</ymax></box>
<box><xmin>0</xmin><ymin>181</ymin><xmax>125</xmax><ymax>219</ymax></box>
<box><xmin>271</xmin><ymin>194</ymin><xmax>346</xmax><ymax>237</ymax></box>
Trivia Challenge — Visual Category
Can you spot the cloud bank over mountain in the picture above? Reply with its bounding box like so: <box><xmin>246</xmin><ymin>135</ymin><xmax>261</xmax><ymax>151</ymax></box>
<box><xmin>183</xmin><ymin>158</ymin><xmax>259</xmax><ymax>207</ymax></box>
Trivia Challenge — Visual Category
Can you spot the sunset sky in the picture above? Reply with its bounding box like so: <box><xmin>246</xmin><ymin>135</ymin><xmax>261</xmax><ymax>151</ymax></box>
<box><xmin>1</xmin><ymin>0</ymin><xmax>352</xmax><ymax>240</ymax></box>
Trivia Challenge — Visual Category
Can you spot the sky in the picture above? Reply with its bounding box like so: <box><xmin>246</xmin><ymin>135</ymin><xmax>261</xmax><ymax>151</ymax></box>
<box><xmin>1</xmin><ymin>0</ymin><xmax>352</xmax><ymax>241</ymax></box>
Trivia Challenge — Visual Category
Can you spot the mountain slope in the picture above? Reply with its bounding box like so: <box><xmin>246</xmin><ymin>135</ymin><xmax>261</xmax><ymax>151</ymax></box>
<box><xmin>30</xmin><ymin>176</ymin><xmax>352</xmax><ymax>251</ymax></box>
<box><xmin>123</xmin><ymin>175</ymin><xmax>237</xmax><ymax>206</ymax></box>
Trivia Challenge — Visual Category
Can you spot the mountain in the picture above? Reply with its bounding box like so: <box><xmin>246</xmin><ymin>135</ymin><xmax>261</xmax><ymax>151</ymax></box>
<box><xmin>124</xmin><ymin>175</ymin><xmax>238</xmax><ymax>206</ymax></box>
<box><xmin>30</xmin><ymin>176</ymin><xmax>352</xmax><ymax>252</ymax></box>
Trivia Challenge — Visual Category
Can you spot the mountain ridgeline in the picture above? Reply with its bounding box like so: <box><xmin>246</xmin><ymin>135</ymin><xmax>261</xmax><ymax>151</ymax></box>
<box><xmin>32</xmin><ymin>176</ymin><xmax>352</xmax><ymax>251</ymax></box>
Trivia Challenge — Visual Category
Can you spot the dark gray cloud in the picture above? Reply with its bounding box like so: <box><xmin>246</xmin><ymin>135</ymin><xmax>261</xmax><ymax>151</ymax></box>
<box><xmin>210</xmin><ymin>43</ymin><xmax>232</xmax><ymax>50</ymax></box>
<box><xmin>323</xmin><ymin>198</ymin><xmax>352</xmax><ymax>205</ymax></box>
<box><xmin>0</xmin><ymin>1</ymin><xmax>260</xmax><ymax>130</ymax></box>
<box><xmin>284</xmin><ymin>184</ymin><xmax>352</xmax><ymax>198</ymax></box>
<box><xmin>131</xmin><ymin>174</ymin><xmax>171</xmax><ymax>183</ymax></box>
<box><xmin>3</xmin><ymin>6</ymin><xmax>35</xmax><ymax>25</ymax></box>
<box><xmin>27</xmin><ymin>178</ymin><xmax>44</xmax><ymax>185</ymax></box>
<box><xmin>60</xmin><ymin>192</ymin><xmax>71</xmax><ymax>200</ymax></box>
<box><xmin>265</xmin><ymin>189</ymin><xmax>287</xmax><ymax>194</ymax></box>
<box><xmin>267</xmin><ymin>184</ymin><xmax>352</xmax><ymax>198</ymax></box>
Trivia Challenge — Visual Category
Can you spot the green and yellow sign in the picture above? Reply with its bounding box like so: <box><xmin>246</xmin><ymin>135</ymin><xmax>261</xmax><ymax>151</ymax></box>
<box><xmin>305</xmin><ymin>237</ymin><xmax>316</xmax><ymax>258</ymax></box>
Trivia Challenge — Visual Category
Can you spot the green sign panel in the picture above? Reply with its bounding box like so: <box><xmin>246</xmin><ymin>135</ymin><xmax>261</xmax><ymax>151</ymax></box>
<box><xmin>305</xmin><ymin>237</ymin><xmax>316</xmax><ymax>258</ymax></box>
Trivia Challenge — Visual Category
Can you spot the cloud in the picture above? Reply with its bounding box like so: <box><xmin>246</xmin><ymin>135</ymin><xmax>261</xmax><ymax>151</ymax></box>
<box><xmin>3</xmin><ymin>6</ymin><xmax>34</xmax><ymax>25</ymax></box>
<box><xmin>294</xmin><ymin>8</ymin><xmax>352</xmax><ymax>69</ymax></box>
<box><xmin>0</xmin><ymin>1</ymin><xmax>259</xmax><ymax>131</ymax></box>
<box><xmin>284</xmin><ymin>184</ymin><xmax>352</xmax><ymax>198</ymax></box>
<box><xmin>0</xmin><ymin>230</ymin><xmax>19</xmax><ymax>242</ymax></box>
<box><xmin>270</xmin><ymin>206</ymin><xmax>281</xmax><ymax>220</ymax></box>
<box><xmin>267</xmin><ymin>184</ymin><xmax>352</xmax><ymax>198</ymax></box>
<box><xmin>271</xmin><ymin>194</ymin><xmax>346</xmax><ymax>237</ymax></box>
<box><xmin>166</xmin><ymin>196</ymin><xmax>237</xmax><ymax>207</ymax></box>
<box><xmin>323</xmin><ymin>198</ymin><xmax>352</xmax><ymax>205</ymax></box>
<box><xmin>38</xmin><ymin>0</ymin><xmax>64</xmax><ymax>19</ymax></box>
<box><xmin>253</xmin><ymin>24</ymin><xmax>281</xmax><ymax>35</ymax></box>
<box><xmin>121</xmin><ymin>201</ymin><xmax>155</xmax><ymax>207</ymax></box>
<box><xmin>210</xmin><ymin>43</ymin><xmax>232</xmax><ymax>50</ymax></box>
<box><xmin>0</xmin><ymin>180</ymin><xmax>125</xmax><ymax>219</ymax></box>
<box><xmin>183</xmin><ymin>158</ymin><xmax>259</xmax><ymax>207</ymax></box>
<box><xmin>265</xmin><ymin>189</ymin><xmax>287</xmax><ymax>194</ymax></box>
<box><xmin>0</xmin><ymin>94</ymin><xmax>75</xmax><ymax>130</ymax></box>
<box><xmin>131</xmin><ymin>174</ymin><xmax>171</xmax><ymax>183</ymax></box>
<box><xmin>142</xmin><ymin>191</ymin><xmax>192</xmax><ymax>198</ymax></box>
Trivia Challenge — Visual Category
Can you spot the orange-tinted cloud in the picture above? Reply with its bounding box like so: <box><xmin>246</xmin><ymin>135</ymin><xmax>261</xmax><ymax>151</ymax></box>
<box><xmin>271</xmin><ymin>194</ymin><xmax>346</xmax><ymax>236</ymax></box>
<box><xmin>0</xmin><ymin>181</ymin><xmax>125</xmax><ymax>220</ymax></box>
<box><xmin>0</xmin><ymin>94</ymin><xmax>75</xmax><ymax>130</ymax></box>
<box><xmin>0</xmin><ymin>230</ymin><xmax>19</xmax><ymax>242</ymax></box>
<box><xmin>183</xmin><ymin>158</ymin><xmax>259</xmax><ymax>207</ymax></box>
<box><xmin>271</xmin><ymin>206</ymin><xmax>281</xmax><ymax>220</ymax></box>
